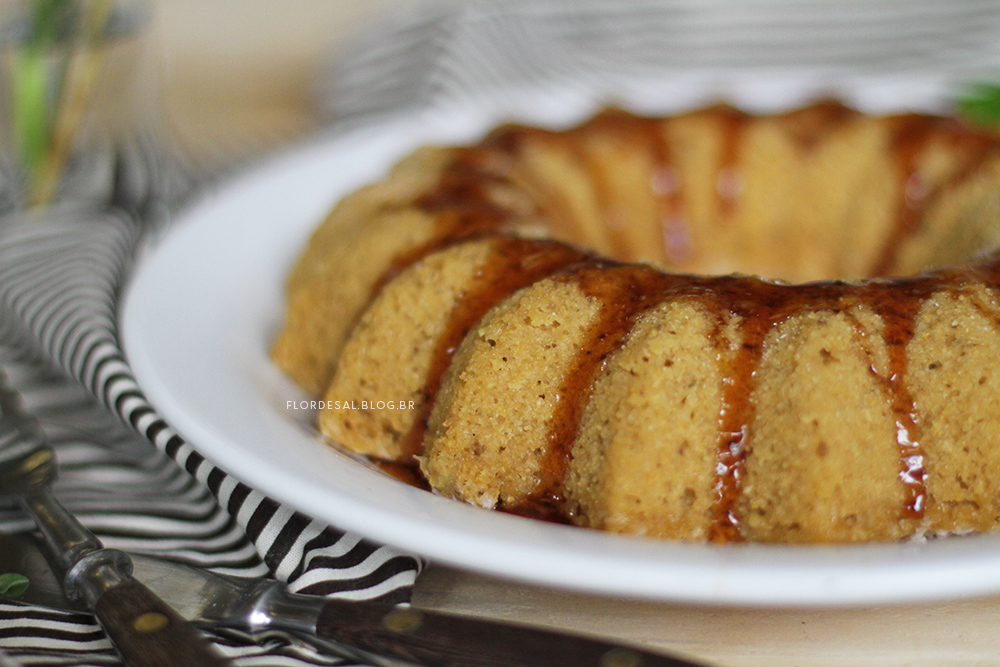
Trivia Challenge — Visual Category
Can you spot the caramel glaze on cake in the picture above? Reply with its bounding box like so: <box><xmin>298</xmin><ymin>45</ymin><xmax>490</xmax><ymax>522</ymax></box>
<box><xmin>272</xmin><ymin>101</ymin><xmax>1000</xmax><ymax>543</ymax></box>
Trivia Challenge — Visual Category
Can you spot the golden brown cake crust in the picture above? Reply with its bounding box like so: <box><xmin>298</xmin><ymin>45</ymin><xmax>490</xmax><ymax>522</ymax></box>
<box><xmin>274</xmin><ymin>101</ymin><xmax>1000</xmax><ymax>543</ymax></box>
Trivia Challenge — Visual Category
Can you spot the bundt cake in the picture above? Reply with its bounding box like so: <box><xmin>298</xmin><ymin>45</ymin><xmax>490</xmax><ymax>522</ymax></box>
<box><xmin>271</xmin><ymin>101</ymin><xmax>1000</xmax><ymax>544</ymax></box>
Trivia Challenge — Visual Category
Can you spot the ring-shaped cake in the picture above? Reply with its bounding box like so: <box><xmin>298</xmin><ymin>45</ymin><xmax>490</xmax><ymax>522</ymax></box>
<box><xmin>273</xmin><ymin>101</ymin><xmax>1000</xmax><ymax>543</ymax></box>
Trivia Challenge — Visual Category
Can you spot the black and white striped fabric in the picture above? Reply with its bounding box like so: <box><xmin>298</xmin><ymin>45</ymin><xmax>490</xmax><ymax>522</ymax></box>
<box><xmin>5</xmin><ymin>0</ymin><xmax>1000</xmax><ymax>664</ymax></box>
<box><xmin>0</xmin><ymin>210</ymin><xmax>419</xmax><ymax>666</ymax></box>
<box><xmin>318</xmin><ymin>0</ymin><xmax>1000</xmax><ymax>124</ymax></box>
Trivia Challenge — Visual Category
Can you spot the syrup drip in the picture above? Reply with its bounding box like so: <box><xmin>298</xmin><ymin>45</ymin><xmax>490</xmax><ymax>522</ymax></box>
<box><xmin>697</xmin><ymin>277</ymin><xmax>847</xmax><ymax>541</ymax></box>
<box><xmin>703</xmin><ymin>278</ymin><xmax>787</xmax><ymax>542</ymax></box>
<box><xmin>371</xmin><ymin>459</ymin><xmax>431</xmax><ymax>490</ymax></box>
<box><xmin>569</xmin><ymin>118</ymin><xmax>627</xmax><ymax>260</ymax></box>
<box><xmin>972</xmin><ymin>255</ymin><xmax>1000</xmax><ymax>316</ymax></box>
<box><xmin>863</xmin><ymin>276</ymin><xmax>952</xmax><ymax>519</ymax></box>
<box><xmin>783</xmin><ymin>100</ymin><xmax>857</xmax><ymax>153</ymax></box>
<box><xmin>508</xmin><ymin>262</ymin><xmax>680</xmax><ymax>518</ymax></box>
<box><xmin>585</xmin><ymin>111</ymin><xmax>689</xmax><ymax>266</ymax></box>
<box><xmin>373</xmin><ymin>144</ymin><xmax>524</xmax><ymax>295</ymax></box>
<box><xmin>400</xmin><ymin>238</ymin><xmax>589</xmax><ymax>460</ymax></box>
<box><xmin>870</xmin><ymin>115</ymin><xmax>999</xmax><ymax>276</ymax></box>
<box><xmin>715</xmin><ymin>105</ymin><xmax>750</xmax><ymax>220</ymax></box>
<box><xmin>639</xmin><ymin>115</ymin><xmax>690</xmax><ymax>265</ymax></box>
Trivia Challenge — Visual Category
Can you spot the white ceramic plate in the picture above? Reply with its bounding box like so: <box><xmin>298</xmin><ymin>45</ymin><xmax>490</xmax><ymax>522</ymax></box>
<box><xmin>122</xmin><ymin>86</ymin><xmax>1000</xmax><ymax>607</ymax></box>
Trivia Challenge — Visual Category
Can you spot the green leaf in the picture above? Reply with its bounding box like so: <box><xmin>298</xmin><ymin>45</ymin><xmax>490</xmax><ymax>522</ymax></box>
<box><xmin>955</xmin><ymin>82</ymin><xmax>1000</xmax><ymax>127</ymax></box>
<box><xmin>12</xmin><ymin>48</ymin><xmax>53</xmax><ymax>188</ymax></box>
<box><xmin>0</xmin><ymin>573</ymin><xmax>30</xmax><ymax>598</ymax></box>
<box><xmin>6</xmin><ymin>0</ymin><xmax>114</xmax><ymax>206</ymax></box>
<box><xmin>31</xmin><ymin>0</ymin><xmax>75</xmax><ymax>44</ymax></box>
<box><xmin>8</xmin><ymin>0</ymin><xmax>74</xmax><ymax>201</ymax></box>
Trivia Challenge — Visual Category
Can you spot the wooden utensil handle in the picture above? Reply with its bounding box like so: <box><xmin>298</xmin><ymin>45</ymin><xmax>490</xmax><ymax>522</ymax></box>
<box><xmin>94</xmin><ymin>578</ymin><xmax>230</xmax><ymax>667</ymax></box>
<box><xmin>315</xmin><ymin>598</ymin><xmax>709</xmax><ymax>667</ymax></box>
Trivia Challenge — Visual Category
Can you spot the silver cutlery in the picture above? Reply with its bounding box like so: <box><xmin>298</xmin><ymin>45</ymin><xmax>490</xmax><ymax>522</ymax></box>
<box><xmin>0</xmin><ymin>362</ymin><xmax>710</xmax><ymax>666</ymax></box>
<box><xmin>0</xmin><ymin>369</ymin><xmax>230</xmax><ymax>667</ymax></box>
<box><xmin>1</xmin><ymin>530</ymin><xmax>710</xmax><ymax>667</ymax></box>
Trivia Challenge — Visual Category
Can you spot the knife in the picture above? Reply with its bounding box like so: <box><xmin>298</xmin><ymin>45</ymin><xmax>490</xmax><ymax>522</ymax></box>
<box><xmin>0</xmin><ymin>531</ymin><xmax>711</xmax><ymax>667</ymax></box>
<box><xmin>0</xmin><ymin>370</ymin><xmax>230</xmax><ymax>667</ymax></box>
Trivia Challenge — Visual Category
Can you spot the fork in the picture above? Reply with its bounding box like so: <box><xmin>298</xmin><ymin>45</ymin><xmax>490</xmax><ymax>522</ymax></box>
<box><xmin>0</xmin><ymin>368</ymin><xmax>229</xmax><ymax>667</ymax></box>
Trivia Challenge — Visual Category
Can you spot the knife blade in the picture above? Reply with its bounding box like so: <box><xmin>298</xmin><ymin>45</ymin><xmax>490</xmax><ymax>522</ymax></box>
<box><xmin>1</xmin><ymin>531</ymin><xmax>711</xmax><ymax>667</ymax></box>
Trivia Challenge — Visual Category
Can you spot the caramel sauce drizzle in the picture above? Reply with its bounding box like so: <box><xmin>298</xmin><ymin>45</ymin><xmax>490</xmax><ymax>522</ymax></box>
<box><xmin>506</xmin><ymin>262</ymin><xmax>681</xmax><ymax>519</ymax></box>
<box><xmin>699</xmin><ymin>275</ymin><xmax>940</xmax><ymax>536</ymax></box>
<box><xmin>578</xmin><ymin>111</ymin><xmax>686</xmax><ymax>265</ymax></box>
<box><xmin>371</xmin><ymin>459</ymin><xmax>431</xmax><ymax>490</ymax></box>
<box><xmin>637</xmin><ymin>113</ymin><xmax>689</xmax><ymax>265</ymax></box>
<box><xmin>715</xmin><ymin>105</ymin><xmax>750</xmax><ymax>220</ymax></box>
<box><xmin>974</xmin><ymin>253</ymin><xmax>1000</xmax><ymax>286</ymax></box>
<box><xmin>702</xmin><ymin>277</ymin><xmax>787</xmax><ymax>542</ymax></box>
<box><xmin>372</xmin><ymin>143</ymin><xmax>523</xmax><ymax>296</ymax></box>
<box><xmin>501</xmin><ymin>262</ymin><xmax>942</xmax><ymax>537</ymax></box>
<box><xmin>700</xmin><ymin>277</ymin><xmax>854</xmax><ymax>540</ymax></box>
<box><xmin>871</xmin><ymin>115</ymin><xmax>1000</xmax><ymax>276</ymax></box>
<box><xmin>357</xmin><ymin>104</ymin><xmax>1000</xmax><ymax>538</ymax></box>
<box><xmin>863</xmin><ymin>277</ymin><xmax>946</xmax><ymax>519</ymax></box>
<box><xmin>783</xmin><ymin>99</ymin><xmax>857</xmax><ymax>153</ymax></box>
<box><xmin>400</xmin><ymin>238</ymin><xmax>590</xmax><ymax>460</ymax></box>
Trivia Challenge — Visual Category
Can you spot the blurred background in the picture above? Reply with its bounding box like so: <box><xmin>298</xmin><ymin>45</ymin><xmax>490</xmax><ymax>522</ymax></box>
<box><xmin>0</xmin><ymin>0</ymin><xmax>464</xmax><ymax>198</ymax></box>
<box><xmin>145</xmin><ymin>0</ymin><xmax>998</xmax><ymax>163</ymax></box>
<box><xmin>5</xmin><ymin>0</ymin><xmax>1000</xmax><ymax>208</ymax></box>
<box><xmin>147</xmin><ymin>0</ymin><xmax>432</xmax><ymax>165</ymax></box>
